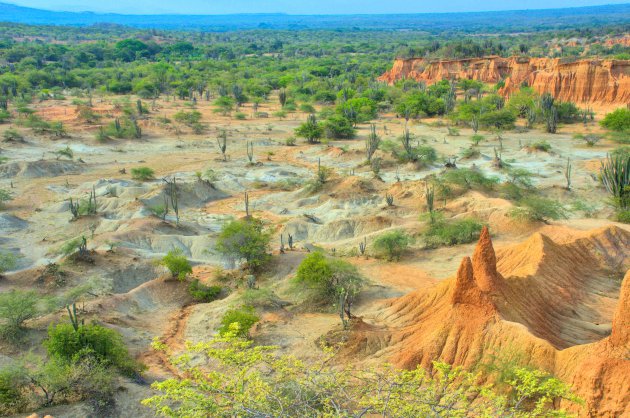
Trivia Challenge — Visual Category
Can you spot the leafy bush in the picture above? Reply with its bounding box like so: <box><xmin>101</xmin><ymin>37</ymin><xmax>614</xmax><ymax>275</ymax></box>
<box><xmin>324</xmin><ymin>115</ymin><xmax>356</xmax><ymax>139</ymax></box>
<box><xmin>440</xmin><ymin>168</ymin><xmax>499</xmax><ymax>190</ymax></box>
<box><xmin>0</xmin><ymin>290</ymin><xmax>38</xmax><ymax>340</ymax></box>
<box><xmin>3</xmin><ymin>128</ymin><xmax>23</xmax><ymax>142</ymax></box>
<box><xmin>216</xmin><ymin>218</ymin><xmax>271</xmax><ymax>270</ymax></box>
<box><xmin>131</xmin><ymin>166</ymin><xmax>155</xmax><ymax>181</ymax></box>
<box><xmin>143</xmin><ymin>332</ymin><xmax>579</xmax><ymax>417</ymax></box>
<box><xmin>44</xmin><ymin>322</ymin><xmax>142</xmax><ymax>376</ymax></box>
<box><xmin>510</xmin><ymin>197</ymin><xmax>569</xmax><ymax>222</ymax></box>
<box><xmin>0</xmin><ymin>364</ymin><xmax>28</xmax><ymax>414</ymax></box>
<box><xmin>528</xmin><ymin>140</ymin><xmax>551</xmax><ymax>152</ymax></box>
<box><xmin>188</xmin><ymin>279</ymin><xmax>222</xmax><ymax>302</ymax></box>
<box><xmin>617</xmin><ymin>210</ymin><xmax>630</xmax><ymax>224</ymax></box>
<box><xmin>423</xmin><ymin>218</ymin><xmax>484</xmax><ymax>249</ymax></box>
<box><xmin>600</xmin><ymin>108</ymin><xmax>630</xmax><ymax>132</ymax></box>
<box><xmin>295</xmin><ymin>252</ymin><xmax>363</xmax><ymax>304</ymax></box>
<box><xmin>0</xmin><ymin>251</ymin><xmax>17</xmax><ymax>273</ymax></box>
<box><xmin>373</xmin><ymin>230</ymin><xmax>410</xmax><ymax>261</ymax></box>
<box><xmin>173</xmin><ymin>110</ymin><xmax>202</xmax><ymax>125</ymax></box>
<box><xmin>160</xmin><ymin>248</ymin><xmax>192</xmax><ymax>281</ymax></box>
<box><xmin>217</xmin><ymin>306</ymin><xmax>259</xmax><ymax>338</ymax></box>
<box><xmin>479</xmin><ymin>109</ymin><xmax>516</xmax><ymax>129</ymax></box>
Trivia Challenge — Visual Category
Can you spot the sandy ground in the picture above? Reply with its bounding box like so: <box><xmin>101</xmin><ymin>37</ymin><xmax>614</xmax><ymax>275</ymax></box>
<box><xmin>0</xmin><ymin>94</ymin><xmax>627</xmax><ymax>417</ymax></box>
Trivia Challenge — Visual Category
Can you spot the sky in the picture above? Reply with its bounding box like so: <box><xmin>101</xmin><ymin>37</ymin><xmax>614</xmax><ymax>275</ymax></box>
<box><xmin>5</xmin><ymin>0</ymin><xmax>629</xmax><ymax>14</ymax></box>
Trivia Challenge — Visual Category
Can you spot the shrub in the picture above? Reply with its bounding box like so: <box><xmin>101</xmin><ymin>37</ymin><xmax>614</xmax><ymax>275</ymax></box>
<box><xmin>529</xmin><ymin>140</ymin><xmax>551</xmax><ymax>152</ymax></box>
<box><xmin>478</xmin><ymin>109</ymin><xmax>516</xmax><ymax>130</ymax></box>
<box><xmin>0</xmin><ymin>290</ymin><xmax>38</xmax><ymax>340</ymax></box>
<box><xmin>617</xmin><ymin>210</ymin><xmax>630</xmax><ymax>224</ymax></box>
<box><xmin>143</xmin><ymin>333</ymin><xmax>580</xmax><ymax>417</ymax></box>
<box><xmin>510</xmin><ymin>197</ymin><xmax>569</xmax><ymax>222</ymax></box>
<box><xmin>324</xmin><ymin>115</ymin><xmax>356</xmax><ymax>139</ymax></box>
<box><xmin>188</xmin><ymin>279</ymin><xmax>222</xmax><ymax>302</ymax></box>
<box><xmin>216</xmin><ymin>218</ymin><xmax>271</xmax><ymax>270</ymax></box>
<box><xmin>295</xmin><ymin>252</ymin><xmax>363</xmax><ymax>323</ymax></box>
<box><xmin>0</xmin><ymin>189</ymin><xmax>12</xmax><ymax>208</ymax></box>
<box><xmin>423</xmin><ymin>218</ymin><xmax>484</xmax><ymax>249</ymax></box>
<box><xmin>373</xmin><ymin>230</ymin><xmax>410</xmax><ymax>261</ymax></box>
<box><xmin>0</xmin><ymin>364</ymin><xmax>28</xmax><ymax>414</ymax></box>
<box><xmin>131</xmin><ymin>166</ymin><xmax>155</xmax><ymax>181</ymax></box>
<box><xmin>3</xmin><ymin>128</ymin><xmax>23</xmax><ymax>142</ymax></box>
<box><xmin>295</xmin><ymin>114</ymin><xmax>324</xmax><ymax>144</ymax></box>
<box><xmin>471</xmin><ymin>134</ymin><xmax>484</xmax><ymax>146</ymax></box>
<box><xmin>0</xmin><ymin>251</ymin><xmax>18</xmax><ymax>273</ymax></box>
<box><xmin>600</xmin><ymin>108</ymin><xmax>630</xmax><ymax>132</ymax></box>
<box><xmin>234</xmin><ymin>112</ymin><xmax>247</xmax><ymax>120</ymax></box>
<box><xmin>441</xmin><ymin>168</ymin><xmax>499</xmax><ymax>190</ymax></box>
<box><xmin>217</xmin><ymin>306</ymin><xmax>259</xmax><ymax>338</ymax></box>
<box><xmin>44</xmin><ymin>322</ymin><xmax>142</xmax><ymax>376</ymax></box>
<box><xmin>160</xmin><ymin>248</ymin><xmax>192</xmax><ymax>281</ymax></box>
<box><xmin>173</xmin><ymin>110</ymin><xmax>202</xmax><ymax>125</ymax></box>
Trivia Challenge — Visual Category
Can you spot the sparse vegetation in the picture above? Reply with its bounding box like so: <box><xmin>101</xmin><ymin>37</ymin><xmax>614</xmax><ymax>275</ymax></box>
<box><xmin>159</xmin><ymin>248</ymin><xmax>192</xmax><ymax>281</ymax></box>
<box><xmin>373</xmin><ymin>230</ymin><xmax>410</xmax><ymax>261</ymax></box>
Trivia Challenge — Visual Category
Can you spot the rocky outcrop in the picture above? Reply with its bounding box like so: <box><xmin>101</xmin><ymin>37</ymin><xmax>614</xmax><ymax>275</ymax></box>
<box><xmin>344</xmin><ymin>226</ymin><xmax>630</xmax><ymax>416</ymax></box>
<box><xmin>378</xmin><ymin>56</ymin><xmax>630</xmax><ymax>104</ymax></box>
<box><xmin>611</xmin><ymin>270</ymin><xmax>630</xmax><ymax>347</ymax></box>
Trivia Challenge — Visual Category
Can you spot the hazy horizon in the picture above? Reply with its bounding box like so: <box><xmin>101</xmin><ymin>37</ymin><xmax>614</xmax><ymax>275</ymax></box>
<box><xmin>3</xmin><ymin>0</ymin><xmax>630</xmax><ymax>15</ymax></box>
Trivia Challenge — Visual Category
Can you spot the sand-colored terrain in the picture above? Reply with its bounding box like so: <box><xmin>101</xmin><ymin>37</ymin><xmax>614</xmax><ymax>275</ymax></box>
<box><xmin>1</xmin><ymin>93</ymin><xmax>628</xmax><ymax>417</ymax></box>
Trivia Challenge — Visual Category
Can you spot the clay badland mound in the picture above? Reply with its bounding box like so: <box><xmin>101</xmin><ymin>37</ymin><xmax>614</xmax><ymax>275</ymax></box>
<box><xmin>345</xmin><ymin>226</ymin><xmax>630</xmax><ymax>416</ymax></box>
<box><xmin>378</xmin><ymin>56</ymin><xmax>630</xmax><ymax>104</ymax></box>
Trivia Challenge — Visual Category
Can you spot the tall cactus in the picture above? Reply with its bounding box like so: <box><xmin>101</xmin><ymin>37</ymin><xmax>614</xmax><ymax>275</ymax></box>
<box><xmin>365</xmin><ymin>124</ymin><xmax>380</xmax><ymax>163</ymax></box>
<box><xmin>600</xmin><ymin>154</ymin><xmax>630</xmax><ymax>210</ymax></box>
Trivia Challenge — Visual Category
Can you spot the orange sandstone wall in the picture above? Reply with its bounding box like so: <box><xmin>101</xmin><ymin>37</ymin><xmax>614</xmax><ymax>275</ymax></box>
<box><xmin>378</xmin><ymin>56</ymin><xmax>630</xmax><ymax>105</ymax></box>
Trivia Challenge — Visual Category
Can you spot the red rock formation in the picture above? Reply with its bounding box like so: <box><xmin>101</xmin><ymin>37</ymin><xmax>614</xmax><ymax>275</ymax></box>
<box><xmin>378</xmin><ymin>56</ymin><xmax>630</xmax><ymax>104</ymax></box>
<box><xmin>610</xmin><ymin>270</ymin><xmax>630</xmax><ymax>347</ymax></box>
<box><xmin>344</xmin><ymin>226</ymin><xmax>630</xmax><ymax>416</ymax></box>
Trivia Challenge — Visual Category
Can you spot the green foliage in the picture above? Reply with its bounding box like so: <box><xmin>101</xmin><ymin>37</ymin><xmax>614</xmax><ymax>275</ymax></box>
<box><xmin>295</xmin><ymin>114</ymin><xmax>324</xmax><ymax>143</ymax></box>
<box><xmin>478</xmin><ymin>109</ymin><xmax>517</xmax><ymax>129</ymax></box>
<box><xmin>160</xmin><ymin>248</ymin><xmax>192</xmax><ymax>281</ymax></box>
<box><xmin>217</xmin><ymin>306</ymin><xmax>259</xmax><ymax>338</ymax></box>
<box><xmin>529</xmin><ymin>140</ymin><xmax>551</xmax><ymax>152</ymax></box>
<box><xmin>295</xmin><ymin>252</ymin><xmax>364</xmax><ymax>306</ymax></box>
<box><xmin>44</xmin><ymin>322</ymin><xmax>142</xmax><ymax>376</ymax></box>
<box><xmin>510</xmin><ymin>197</ymin><xmax>569</xmax><ymax>222</ymax></box>
<box><xmin>601</xmin><ymin>108</ymin><xmax>630</xmax><ymax>132</ymax></box>
<box><xmin>131</xmin><ymin>166</ymin><xmax>155</xmax><ymax>181</ymax></box>
<box><xmin>337</xmin><ymin>97</ymin><xmax>378</xmax><ymax>124</ymax></box>
<box><xmin>0</xmin><ymin>364</ymin><xmax>28</xmax><ymax>413</ymax></box>
<box><xmin>0</xmin><ymin>189</ymin><xmax>12</xmax><ymax>208</ymax></box>
<box><xmin>440</xmin><ymin>168</ymin><xmax>499</xmax><ymax>190</ymax></box>
<box><xmin>188</xmin><ymin>279</ymin><xmax>222</xmax><ymax>302</ymax></box>
<box><xmin>423</xmin><ymin>217</ymin><xmax>484</xmax><ymax>249</ymax></box>
<box><xmin>373</xmin><ymin>230</ymin><xmax>410</xmax><ymax>261</ymax></box>
<box><xmin>0</xmin><ymin>250</ymin><xmax>18</xmax><ymax>273</ymax></box>
<box><xmin>0</xmin><ymin>290</ymin><xmax>38</xmax><ymax>339</ymax></box>
<box><xmin>216</xmin><ymin>218</ymin><xmax>271</xmax><ymax>270</ymax></box>
<box><xmin>600</xmin><ymin>153</ymin><xmax>630</xmax><ymax>210</ymax></box>
<box><xmin>323</xmin><ymin>115</ymin><xmax>356</xmax><ymax>139</ymax></box>
<box><xmin>143</xmin><ymin>331</ymin><xmax>579</xmax><ymax>417</ymax></box>
<box><xmin>3</xmin><ymin>128</ymin><xmax>23</xmax><ymax>142</ymax></box>
<box><xmin>173</xmin><ymin>110</ymin><xmax>202</xmax><ymax>125</ymax></box>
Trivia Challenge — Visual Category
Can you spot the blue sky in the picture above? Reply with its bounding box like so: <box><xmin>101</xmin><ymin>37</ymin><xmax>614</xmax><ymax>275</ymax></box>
<box><xmin>6</xmin><ymin>0</ymin><xmax>629</xmax><ymax>14</ymax></box>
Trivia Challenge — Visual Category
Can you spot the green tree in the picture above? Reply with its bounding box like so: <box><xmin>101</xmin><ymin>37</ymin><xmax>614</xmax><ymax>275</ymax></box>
<box><xmin>601</xmin><ymin>108</ymin><xmax>630</xmax><ymax>132</ymax></box>
<box><xmin>216</xmin><ymin>218</ymin><xmax>271</xmax><ymax>270</ymax></box>
<box><xmin>159</xmin><ymin>248</ymin><xmax>192</xmax><ymax>281</ymax></box>
<box><xmin>142</xmin><ymin>331</ymin><xmax>579</xmax><ymax>417</ymax></box>
<box><xmin>0</xmin><ymin>290</ymin><xmax>38</xmax><ymax>339</ymax></box>
<box><xmin>295</xmin><ymin>252</ymin><xmax>364</xmax><ymax>327</ymax></box>
<box><xmin>295</xmin><ymin>114</ymin><xmax>324</xmax><ymax>144</ymax></box>
<box><xmin>373</xmin><ymin>230</ymin><xmax>410</xmax><ymax>261</ymax></box>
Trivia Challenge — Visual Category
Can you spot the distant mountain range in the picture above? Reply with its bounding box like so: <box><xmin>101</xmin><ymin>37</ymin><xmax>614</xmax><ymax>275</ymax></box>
<box><xmin>0</xmin><ymin>2</ymin><xmax>628</xmax><ymax>31</ymax></box>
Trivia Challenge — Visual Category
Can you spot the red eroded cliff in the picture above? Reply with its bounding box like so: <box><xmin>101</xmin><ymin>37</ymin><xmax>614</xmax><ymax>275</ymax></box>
<box><xmin>378</xmin><ymin>56</ymin><xmax>630</xmax><ymax>104</ymax></box>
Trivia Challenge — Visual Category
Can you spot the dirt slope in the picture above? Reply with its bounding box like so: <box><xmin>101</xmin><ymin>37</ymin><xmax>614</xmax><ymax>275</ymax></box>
<box><xmin>344</xmin><ymin>226</ymin><xmax>630</xmax><ymax>416</ymax></box>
